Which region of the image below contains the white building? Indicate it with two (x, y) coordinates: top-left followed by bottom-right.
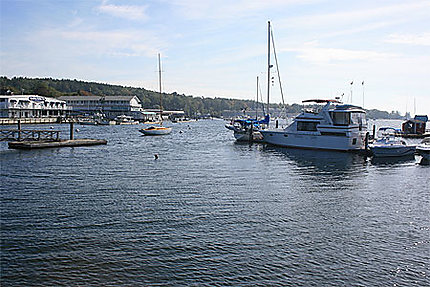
(0, 95), (68, 118)
(58, 95), (156, 121)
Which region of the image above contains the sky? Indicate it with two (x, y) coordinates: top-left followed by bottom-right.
(1, 0), (429, 115)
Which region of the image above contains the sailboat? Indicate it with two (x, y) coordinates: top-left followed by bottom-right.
(140, 53), (172, 136)
(225, 21), (277, 142)
(225, 76), (269, 142)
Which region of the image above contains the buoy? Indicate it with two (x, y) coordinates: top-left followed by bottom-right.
(75, 128), (80, 132)
(154, 154), (159, 160)
(179, 130), (183, 134)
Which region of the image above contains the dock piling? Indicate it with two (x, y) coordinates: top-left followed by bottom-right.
(70, 122), (74, 140)
(17, 120), (21, 141)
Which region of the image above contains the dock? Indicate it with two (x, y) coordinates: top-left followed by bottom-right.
(3, 121), (107, 149)
(8, 139), (107, 149)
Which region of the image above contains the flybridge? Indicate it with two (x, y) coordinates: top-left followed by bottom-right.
(302, 99), (341, 104)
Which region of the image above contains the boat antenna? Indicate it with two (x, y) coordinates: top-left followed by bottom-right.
(350, 80), (353, 103)
(362, 80), (364, 108)
(267, 21), (271, 119)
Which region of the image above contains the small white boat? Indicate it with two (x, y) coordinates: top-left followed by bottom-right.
(115, 115), (139, 125)
(416, 138), (430, 160)
(139, 126), (172, 135)
(369, 128), (416, 157)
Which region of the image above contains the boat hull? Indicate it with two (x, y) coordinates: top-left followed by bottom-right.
(140, 127), (172, 135)
(233, 131), (264, 142)
(370, 145), (416, 157)
(416, 145), (430, 160)
(260, 130), (366, 151)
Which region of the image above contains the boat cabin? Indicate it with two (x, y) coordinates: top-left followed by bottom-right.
(296, 100), (366, 132)
(330, 105), (366, 128)
(402, 115), (428, 135)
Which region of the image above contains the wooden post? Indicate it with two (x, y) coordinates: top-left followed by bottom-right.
(276, 119), (279, 128)
(17, 120), (21, 141)
(372, 125), (376, 140)
(365, 132), (369, 151)
(70, 122), (74, 140)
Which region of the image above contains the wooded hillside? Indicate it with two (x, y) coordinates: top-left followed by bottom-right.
(0, 76), (402, 119)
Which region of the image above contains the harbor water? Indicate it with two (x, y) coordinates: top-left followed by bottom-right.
(1, 119), (429, 286)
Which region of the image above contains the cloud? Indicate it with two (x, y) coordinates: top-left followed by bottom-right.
(278, 1), (430, 28)
(385, 33), (430, 46)
(169, 0), (319, 20)
(284, 41), (398, 64)
(97, 0), (148, 21)
(32, 28), (163, 58)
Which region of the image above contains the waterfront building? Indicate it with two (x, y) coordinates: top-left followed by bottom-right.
(0, 95), (68, 118)
(58, 95), (156, 121)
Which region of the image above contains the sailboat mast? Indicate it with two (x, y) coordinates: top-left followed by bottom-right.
(256, 76), (259, 119)
(267, 21), (271, 116)
(158, 53), (162, 112)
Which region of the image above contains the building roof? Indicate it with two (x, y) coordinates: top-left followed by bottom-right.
(0, 95), (65, 103)
(58, 95), (138, 101)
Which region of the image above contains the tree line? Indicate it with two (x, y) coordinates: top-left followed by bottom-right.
(0, 76), (402, 119)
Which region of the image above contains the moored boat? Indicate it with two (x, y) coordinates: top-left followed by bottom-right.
(114, 115), (139, 125)
(226, 21), (281, 143)
(369, 127), (416, 157)
(139, 126), (172, 135)
(139, 53), (172, 136)
(260, 100), (368, 151)
(369, 139), (416, 157)
(416, 138), (430, 160)
(225, 115), (269, 142)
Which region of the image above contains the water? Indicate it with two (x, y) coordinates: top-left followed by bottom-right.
(1, 120), (429, 286)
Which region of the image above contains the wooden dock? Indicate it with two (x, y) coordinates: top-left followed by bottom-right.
(0, 129), (60, 142)
(8, 139), (107, 149)
(3, 122), (107, 149)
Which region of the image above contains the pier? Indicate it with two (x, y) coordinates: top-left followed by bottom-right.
(1, 121), (107, 149)
(8, 139), (107, 149)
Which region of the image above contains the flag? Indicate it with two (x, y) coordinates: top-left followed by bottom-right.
(350, 81), (353, 85)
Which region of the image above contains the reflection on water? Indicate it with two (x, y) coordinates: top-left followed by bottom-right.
(1, 120), (429, 286)
(262, 145), (366, 176)
(370, 154), (416, 166)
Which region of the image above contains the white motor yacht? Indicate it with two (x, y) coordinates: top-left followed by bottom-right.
(260, 99), (368, 151)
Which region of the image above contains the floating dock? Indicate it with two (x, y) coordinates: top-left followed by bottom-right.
(8, 139), (107, 149)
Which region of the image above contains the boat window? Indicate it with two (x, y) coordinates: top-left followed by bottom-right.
(350, 112), (366, 125)
(297, 121), (318, 131)
(330, 112), (350, 126)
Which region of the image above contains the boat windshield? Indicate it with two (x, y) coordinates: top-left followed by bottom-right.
(330, 111), (366, 126)
(330, 112), (350, 125)
(350, 112), (366, 126)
